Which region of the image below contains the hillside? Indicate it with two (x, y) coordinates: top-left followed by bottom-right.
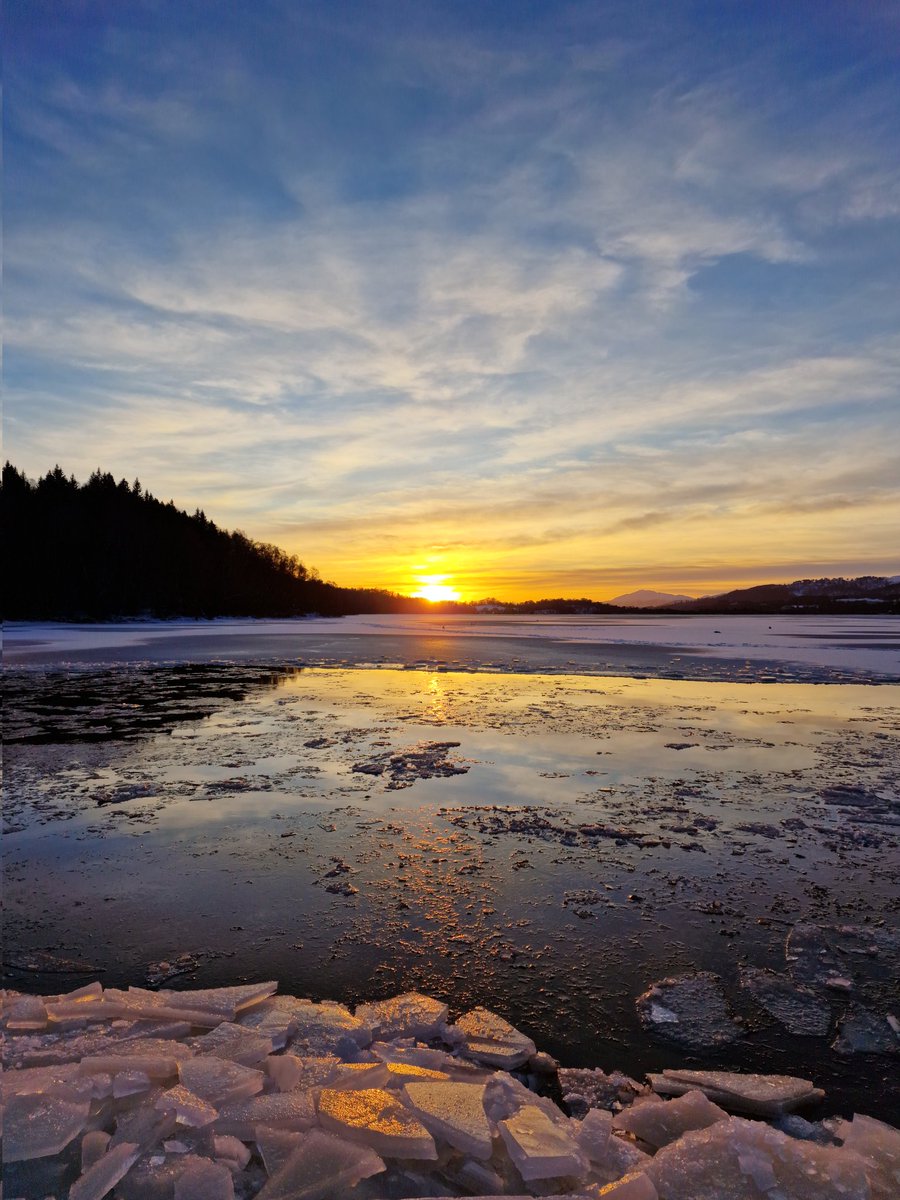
(1, 464), (429, 621)
(609, 589), (696, 607)
(671, 576), (900, 614)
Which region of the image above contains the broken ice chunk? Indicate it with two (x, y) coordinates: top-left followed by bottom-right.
(4, 995), (49, 1031)
(382, 1060), (451, 1083)
(454, 1007), (537, 1068)
(832, 1006), (900, 1056)
(317, 1086), (437, 1159)
(193, 1022), (275, 1065)
(636, 973), (742, 1051)
(328, 1061), (392, 1090)
(403, 1081), (493, 1159)
(739, 967), (832, 1037)
(103, 990), (222, 1029)
(69, 1141), (141, 1200)
(612, 1090), (728, 1149)
(837, 1113), (900, 1200)
(577, 1113), (652, 1187)
(147, 982), (276, 1020)
(483, 1070), (570, 1129)
(156, 1084), (218, 1127)
(212, 1135), (251, 1172)
(78, 1053), (180, 1081)
(113, 1070), (154, 1098)
(255, 1128), (305, 1176)
(213, 1090), (317, 1138)
(498, 1104), (585, 1181)
(173, 1156), (235, 1200)
(235, 995), (302, 1047)
(110, 1103), (177, 1151)
(596, 1172), (659, 1199)
(2, 1061), (89, 1098)
(448, 1158), (506, 1194)
(647, 1115), (869, 1199)
(178, 1057), (264, 1108)
(576, 1108), (613, 1162)
(355, 992), (448, 1039)
(46, 998), (130, 1027)
(286, 999), (373, 1052)
(264, 1053), (339, 1092)
(4, 1089), (91, 1161)
(255, 1129), (385, 1200)
(649, 1068), (824, 1115)
(82, 1130), (112, 1172)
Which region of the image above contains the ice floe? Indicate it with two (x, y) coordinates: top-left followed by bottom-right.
(2, 978), (897, 1198)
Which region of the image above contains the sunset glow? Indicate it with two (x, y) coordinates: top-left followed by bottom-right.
(412, 578), (461, 604)
(6, 4), (898, 600)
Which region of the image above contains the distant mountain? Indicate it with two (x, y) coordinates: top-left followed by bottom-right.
(609, 589), (696, 608)
(671, 576), (900, 614)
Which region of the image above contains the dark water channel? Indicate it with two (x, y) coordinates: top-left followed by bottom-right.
(3, 663), (899, 1122)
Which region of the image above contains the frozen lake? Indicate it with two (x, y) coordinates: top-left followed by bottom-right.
(6, 612), (900, 681)
(4, 618), (899, 1120)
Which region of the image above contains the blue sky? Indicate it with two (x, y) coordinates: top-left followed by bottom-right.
(6, 0), (900, 598)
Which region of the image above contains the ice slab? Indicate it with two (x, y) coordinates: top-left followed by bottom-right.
(636, 972), (742, 1051)
(4, 1088), (91, 1160)
(559, 1066), (645, 1119)
(286, 999), (373, 1051)
(255, 1127), (305, 1176)
(355, 992), (449, 1039)
(82, 1129), (112, 1171)
(194, 1021), (275, 1065)
(178, 1056), (264, 1107)
(589, 1133), (653, 1186)
(371, 1040), (481, 1077)
(264, 1052), (339, 1092)
(156, 1084), (219, 1127)
(235, 995), (303, 1047)
(148, 982), (276, 1020)
(837, 1113), (900, 1200)
(212, 1134), (251, 1170)
(786, 924), (900, 995)
(173, 1156), (235, 1199)
(739, 967), (832, 1037)
(649, 1068), (824, 1116)
(612, 1090), (728, 1149)
(110, 1103), (177, 1151)
(832, 1006), (900, 1055)
(213, 1090), (317, 1138)
(79, 1052), (180, 1080)
(2, 1060), (88, 1098)
(647, 1115), (870, 1199)
(455, 1007), (537, 1068)
(255, 1129), (385, 1200)
(317, 1086), (438, 1159)
(498, 1104), (585, 1181)
(69, 1141), (141, 1200)
(4, 995), (50, 1031)
(403, 1080), (493, 1158)
(596, 1172), (659, 1199)
(328, 1061), (392, 1090)
(113, 1069), (154, 1098)
(576, 1108), (613, 1162)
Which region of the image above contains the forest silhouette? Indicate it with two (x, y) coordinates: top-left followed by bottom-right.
(2, 464), (432, 620)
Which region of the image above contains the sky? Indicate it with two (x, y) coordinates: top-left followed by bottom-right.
(5, 0), (900, 601)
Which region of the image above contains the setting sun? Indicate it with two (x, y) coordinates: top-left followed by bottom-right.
(412, 576), (460, 603)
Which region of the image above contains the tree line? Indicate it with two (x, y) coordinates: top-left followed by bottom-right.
(1, 464), (432, 620)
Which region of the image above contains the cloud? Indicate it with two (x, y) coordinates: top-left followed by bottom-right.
(5, 0), (900, 597)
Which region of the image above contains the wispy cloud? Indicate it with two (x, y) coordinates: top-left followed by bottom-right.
(6, 0), (899, 597)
